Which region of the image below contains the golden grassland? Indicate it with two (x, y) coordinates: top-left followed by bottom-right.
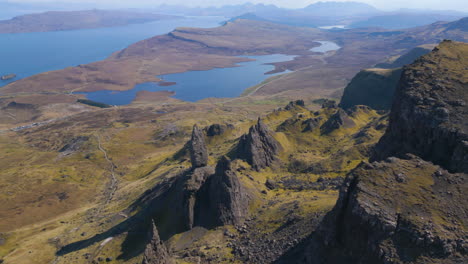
(0, 96), (386, 263)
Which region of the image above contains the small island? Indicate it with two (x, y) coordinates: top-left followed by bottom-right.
(1, 73), (16, 80)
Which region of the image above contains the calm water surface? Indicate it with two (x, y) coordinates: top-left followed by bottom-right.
(80, 40), (341, 105)
(80, 54), (296, 104)
(0, 16), (225, 87)
(310, 41), (341, 53)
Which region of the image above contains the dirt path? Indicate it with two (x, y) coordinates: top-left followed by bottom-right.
(96, 134), (119, 211)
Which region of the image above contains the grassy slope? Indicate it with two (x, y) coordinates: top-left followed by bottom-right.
(0, 99), (386, 263)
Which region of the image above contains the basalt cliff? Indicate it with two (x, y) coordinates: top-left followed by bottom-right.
(283, 40), (468, 264)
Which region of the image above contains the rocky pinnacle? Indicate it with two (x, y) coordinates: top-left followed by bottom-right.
(189, 124), (208, 168)
(142, 220), (174, 264)
(237, 118), (281, 171)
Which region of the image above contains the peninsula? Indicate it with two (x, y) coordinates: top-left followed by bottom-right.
(0, 9), (180, 34)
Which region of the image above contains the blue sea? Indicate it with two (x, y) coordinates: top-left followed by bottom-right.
(0, 16), (225, 87)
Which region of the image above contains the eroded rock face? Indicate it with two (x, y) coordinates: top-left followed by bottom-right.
(304, 156), (468, 264)
(189, 125), (208, 168)
(150, 166), (215, 239)
(320, 109), (355, 134)
(205, 123), (234, 137)
(182, 167), (215, 229)
(290, 41), (468, 264)
(302, 117), (323, 132)
(196, 156), (250, 228)
(147, 129), (252, 238)
(373, 40), (468, 173)
(237, 118), (281, 171)
(339, 68), (403, 111)
(142, 221), (174, 264)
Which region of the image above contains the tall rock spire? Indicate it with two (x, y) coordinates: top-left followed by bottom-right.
(195, 156), (250, 228)
(142, 220), (174, 264)
(189, 124), (208, 168)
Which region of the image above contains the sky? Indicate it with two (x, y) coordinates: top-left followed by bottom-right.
(4, 0), (468, 12)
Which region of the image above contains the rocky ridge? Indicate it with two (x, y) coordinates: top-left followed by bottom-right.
(291, 40), (468, 264)
(340, 45), (434, 111)
(373, 40), (468, 173)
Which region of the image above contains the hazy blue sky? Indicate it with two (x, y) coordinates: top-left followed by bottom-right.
(5, 0), (468, 12)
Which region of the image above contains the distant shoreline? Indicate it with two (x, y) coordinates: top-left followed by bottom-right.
(0, 9), (181, 34)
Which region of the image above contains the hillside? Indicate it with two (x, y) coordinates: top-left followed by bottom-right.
(0, 15), (466, 264)
(2, 17), (467, 122)
(282, 40), (468, 264)
(339, 45), (434, 110)
(339, 68), (402, 110)
(0, 10), (179, 33)
(350, 13), (467, 29)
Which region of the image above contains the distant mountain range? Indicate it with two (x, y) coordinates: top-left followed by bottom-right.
(349, 12), (468, 29)
(0, 1), (466, 32)
(154, 1), (467, 29)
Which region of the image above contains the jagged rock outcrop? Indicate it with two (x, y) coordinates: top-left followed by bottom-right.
(285, 100), (305, 110)
(196, 156), (250, 228)
(150, 166), (214, 239)
(189, 125), (208, 168)
(321, 99), (337, 109)
(59, 136), (89, 154)
(142, 221), (174, 264)
(147, 127), (252, 238)
(300, 156), (468, 264)
(302, 117), (322, 132)
(287, 41), (468, 264)
(373, 40), (468, 173)
(205, 123), (234, 137)
(320, 109), (355, 134)
(236, 118), (281, 171)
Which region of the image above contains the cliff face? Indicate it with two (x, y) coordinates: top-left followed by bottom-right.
(374, 40), (468, 173)
(195, 156), (250, 228)
(375, 45), (434, 69)
(339, 45), (434, 111)
(297, 41), (468, 264)
(339, 68), (402, 110)
(306, 156), (468, 264)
